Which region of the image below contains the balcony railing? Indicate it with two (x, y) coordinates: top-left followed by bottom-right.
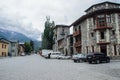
(74, 41), (81, 47)
(73, 30), (81, 37)
(94, 26), (112, 31)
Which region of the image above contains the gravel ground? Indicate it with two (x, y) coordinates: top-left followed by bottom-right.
(0, 54), (120, 80)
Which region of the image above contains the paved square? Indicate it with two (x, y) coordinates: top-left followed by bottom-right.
(0, 54), (120, 80)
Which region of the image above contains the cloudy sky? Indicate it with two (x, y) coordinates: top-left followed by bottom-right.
(0, 0), (119, 41)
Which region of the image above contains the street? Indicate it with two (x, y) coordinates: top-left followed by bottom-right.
(0, 54), (120, 80)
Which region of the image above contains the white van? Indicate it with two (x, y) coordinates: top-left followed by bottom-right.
(50, 52), (62, 59)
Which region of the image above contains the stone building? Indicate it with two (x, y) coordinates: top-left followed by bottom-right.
(18, 42), (25, 56)
(66, 34), (73, 56)
(71, 1), (120, 59)
(53, 25), (70, 55)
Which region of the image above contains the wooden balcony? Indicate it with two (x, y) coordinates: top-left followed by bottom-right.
(94, 26), (112, 31)
(74, 41), (81, 47)
(73, 30), (81, 37)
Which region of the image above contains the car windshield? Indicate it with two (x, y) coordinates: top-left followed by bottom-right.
(52, 53), (61, 55)
(81, 54), (86, 57)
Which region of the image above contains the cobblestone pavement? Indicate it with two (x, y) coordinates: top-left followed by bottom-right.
(0, 54), (120, 80)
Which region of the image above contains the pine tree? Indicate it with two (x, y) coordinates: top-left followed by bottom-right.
(30, 40), (34, 51)
(42, 16), (55, 49)
(24, 42), (32, 54)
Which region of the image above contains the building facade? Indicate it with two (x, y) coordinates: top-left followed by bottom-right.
(72, 1), (120, 59)
(8, 40), (19, 56)
(53, 25), (70, 55)
(0, 39), (9, 57)
(66, 35), (73, 56)
(18, 42), (25, 56)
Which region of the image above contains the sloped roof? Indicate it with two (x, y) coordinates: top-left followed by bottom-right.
(71, 1), (120, 27)
(53, 25), (70, 29)
(0, 38), (9, 44)
(85, 1), (120, 12)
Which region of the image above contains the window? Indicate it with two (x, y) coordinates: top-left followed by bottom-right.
(12, 44), (15, 47)
(92, 46), (94, 52)
(2, 44), (4, 48)
(112, 30), (115, 35)
(93, 16), (96, 25)
(12, 50), (14, 52)
(97, 15), (106, 27)
(79, 26), (81, 30)
(91, 33), (94, 37)
(86, 46), (88, 54)
(118, 14), (120, 21)
(62, 28), (64, 32)
(2, 44), (6, 49)
(75, 28), (77, 31)
(2, 52), (6, 56)
(106, 14), (111, 23)
(100, 31), (105, 39)
(61, 28), (65, 35)
(114, 45), (117, 55)
(5, 45), (6, 49)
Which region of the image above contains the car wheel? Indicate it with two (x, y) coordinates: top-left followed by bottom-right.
(78, 59), (81, 63)
(74, 60), (77, 63)
(88, 61), (92, 64)
(77, 60), (80, 63)
(96, 60), (100, 64)
(79, 59), (82, 62)
(106, 59), (110, 63)
(84, 60), (87, 62)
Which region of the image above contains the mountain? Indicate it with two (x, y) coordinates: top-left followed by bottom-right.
(0, 29), (30, 42)
(0, 28), (41, 50)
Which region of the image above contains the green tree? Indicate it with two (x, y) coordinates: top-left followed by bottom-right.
(42, 16), (55, 49)
(30, 40), (34, 51)
(24, 42), (32, 54)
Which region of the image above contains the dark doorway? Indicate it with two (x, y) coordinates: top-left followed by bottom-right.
(76, 46), (81, 53)
(70, 47), (73, 56)
(92, 46), (94, 52)
(100, 45), (107, 56)
(65, 49), (68, 56)
(114, 45), (117, 55)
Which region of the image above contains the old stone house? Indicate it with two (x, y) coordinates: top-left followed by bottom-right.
(53, 25), (70, 55)
(71, 1), (120, 59)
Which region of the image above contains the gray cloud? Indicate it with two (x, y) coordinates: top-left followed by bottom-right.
(0, 0), (119, 41)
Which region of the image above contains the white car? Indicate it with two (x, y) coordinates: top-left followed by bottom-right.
(57, 54), (71, 59)
(20, 53), (25, 56)
(72, 53), (87, 62)
(50, 52), (62, 59)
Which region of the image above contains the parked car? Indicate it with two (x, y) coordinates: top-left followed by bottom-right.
(41, 49), (53, 58)
(50, 52), (62, 59)
(72, 53), (87, 63)
(20, 53), (25, 56)
(43, 53), (50, 59)
(57, 54), (71, 59)
(87, 52), (110, 64)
